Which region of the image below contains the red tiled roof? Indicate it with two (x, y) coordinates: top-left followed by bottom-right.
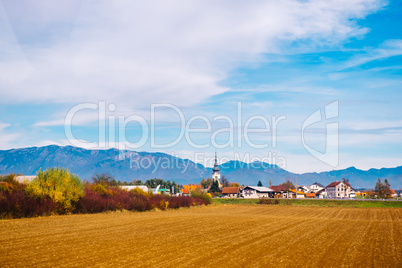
(390, 189), (396, 194)
(222, 187), (239, 194)
(326, 181), (342, 188)
(269, 185), (287, 192)
(305, 193), (316, 198)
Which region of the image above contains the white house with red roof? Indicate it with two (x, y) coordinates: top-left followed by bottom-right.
(326, 179), (353, 199)
(222, 187), (240, 198)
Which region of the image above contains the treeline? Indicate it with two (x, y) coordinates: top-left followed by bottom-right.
(0, 168), (210, 219)
(92, 175), (182, 194)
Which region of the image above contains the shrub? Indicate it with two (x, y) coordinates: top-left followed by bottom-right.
(74, 186), (153, 213)
(190, 189), (212, 205)
(25, 168), (85, 213)
(90, 183), (110, 196)
(129, 187), (153, 198)
(0, 190), (56, 219)
(258, 199), (280, 205)
(0, 174), (25, 192)
(169, 196), (193, 208)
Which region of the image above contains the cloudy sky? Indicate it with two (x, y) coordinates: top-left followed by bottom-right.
(0, 0), (401, 173)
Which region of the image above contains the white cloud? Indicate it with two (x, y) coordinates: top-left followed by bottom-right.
(0, 0), (385, 108)
(0, 122), (20, 149)
(339, 39), (402, 70)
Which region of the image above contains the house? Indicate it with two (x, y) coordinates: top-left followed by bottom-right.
(349, 188), (356, 199)
(389, 189), (397, 198)
(315, 189), (327, 199)
(269, 185), (288, 197)
(222, 187), (240, 198)
(310, 182), (324, 192)
(14, 176), (36, 184)
(326, 180), (353, 199)
(120, 185), (149, 192)
(240, 186), (274, 198)
(395, 190), (402, 198)
(298, 185), (310, 193)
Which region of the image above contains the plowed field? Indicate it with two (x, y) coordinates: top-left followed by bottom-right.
(1, 205), (401, 267)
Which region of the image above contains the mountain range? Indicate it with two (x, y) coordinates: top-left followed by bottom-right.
(0, 145), (401, 189)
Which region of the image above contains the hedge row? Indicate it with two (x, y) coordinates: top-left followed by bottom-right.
(0, 183), (208, 219)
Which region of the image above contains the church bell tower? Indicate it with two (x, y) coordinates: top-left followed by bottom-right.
(212, 152), (222, 188)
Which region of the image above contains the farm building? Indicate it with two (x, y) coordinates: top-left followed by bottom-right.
(240, 186), (273, 198)
(120, 185), (149, 192)
(222, 187), (240, 198)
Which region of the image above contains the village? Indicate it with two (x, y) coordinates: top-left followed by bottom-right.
(122, 154), (402, 200)
(10, 154), (401, 200)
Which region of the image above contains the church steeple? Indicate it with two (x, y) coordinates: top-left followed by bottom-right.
(212, 152), (222, 188)
(213, 152), (220, 173)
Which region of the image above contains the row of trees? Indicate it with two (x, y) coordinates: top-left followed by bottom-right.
(91, 175), (183, 194)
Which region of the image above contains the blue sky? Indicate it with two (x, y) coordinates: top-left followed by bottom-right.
(0, 0), (401, 173)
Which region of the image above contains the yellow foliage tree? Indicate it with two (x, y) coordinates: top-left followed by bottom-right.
(25, 168), (84, 213)
(129, 187), (153, 197)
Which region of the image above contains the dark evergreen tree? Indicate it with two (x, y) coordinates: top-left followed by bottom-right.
(209, 180), (221, 193)
(257, 180), (263, 187)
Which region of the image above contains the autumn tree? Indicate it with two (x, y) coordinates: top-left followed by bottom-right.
(92, 173), (118, 187)
(375, 178), (391, 199)
(230, 182), (240, 187)
(0, 174), (25, 192)
(133, 179), (144, 185)
(221, 175), (230, 187)
(25, 168), (84, 213)
(281, 179), (295, 191)
(200, 178), (213, 189)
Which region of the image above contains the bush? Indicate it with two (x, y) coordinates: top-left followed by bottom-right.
(25, 168), (84, 213)
(258, 198), (280, 205)
(0, 174), (26, 192)
(0, 191), (56, 219)
(129, 187), (153, 198)
(74, 186), (154, 213)
(190, 189), (212, 204)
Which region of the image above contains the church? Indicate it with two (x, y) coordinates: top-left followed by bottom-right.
(212, 152), (222, 188)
